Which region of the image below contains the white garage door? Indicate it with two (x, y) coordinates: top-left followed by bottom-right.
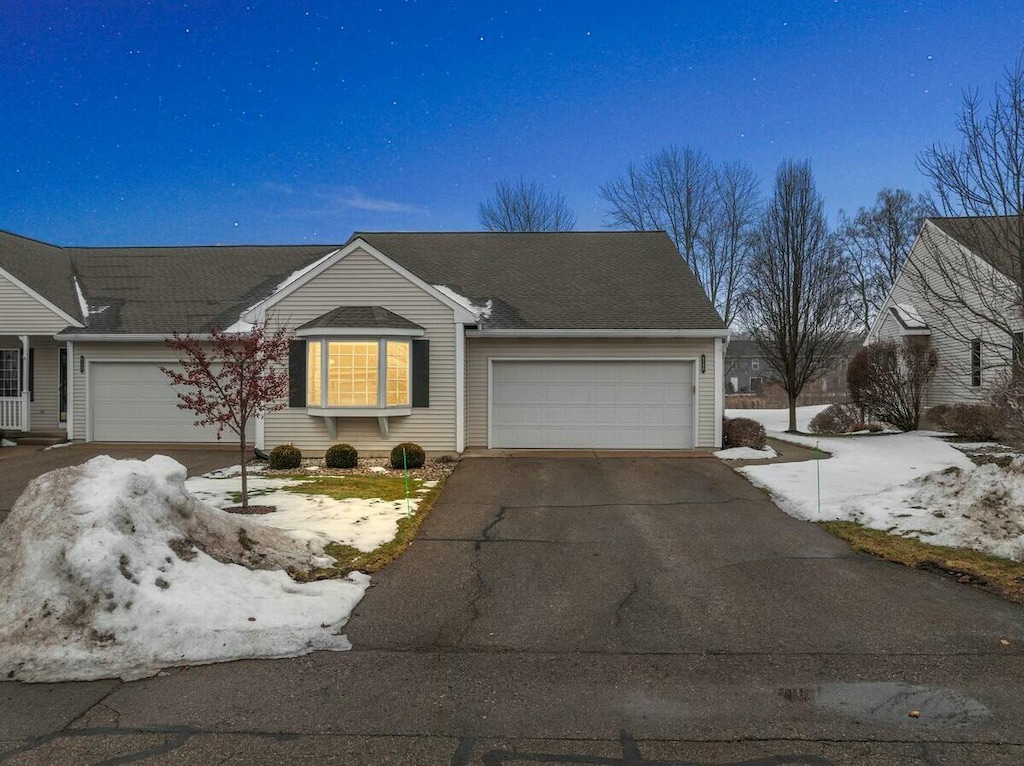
(490, 360), (695, 449)
(89, 362), (226, 443)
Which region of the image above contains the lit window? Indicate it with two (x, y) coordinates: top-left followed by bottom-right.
(307, 341), (321, 406)
(305, 338), (412, 409)
(386, 340), (410, 406)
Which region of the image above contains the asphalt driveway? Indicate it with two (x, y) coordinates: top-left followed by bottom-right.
(2, 456), (1023, 765)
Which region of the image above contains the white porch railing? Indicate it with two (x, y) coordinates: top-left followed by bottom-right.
(0, 394), (26, 431)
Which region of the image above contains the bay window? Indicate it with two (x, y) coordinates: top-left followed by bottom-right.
(305, 338), (411, 410)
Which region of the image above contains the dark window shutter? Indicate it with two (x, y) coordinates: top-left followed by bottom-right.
(28, 348), (35, 402)
(288, 340), (306, 407)
(412, 339), (429, 408)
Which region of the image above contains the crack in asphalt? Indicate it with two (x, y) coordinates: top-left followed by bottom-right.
(613, 580), (641, 627)
(446, 506), (508, 647)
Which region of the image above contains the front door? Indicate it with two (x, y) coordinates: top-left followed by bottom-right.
(59, 347), (67, 424)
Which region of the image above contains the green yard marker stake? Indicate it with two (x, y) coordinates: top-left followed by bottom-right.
(403, 446), (411, 518)
(816, 440), (822, 519)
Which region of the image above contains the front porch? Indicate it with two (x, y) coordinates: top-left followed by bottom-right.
(0, 335), (68, 434)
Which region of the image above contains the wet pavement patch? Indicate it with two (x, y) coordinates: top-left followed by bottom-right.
(809, 682), (990, 727)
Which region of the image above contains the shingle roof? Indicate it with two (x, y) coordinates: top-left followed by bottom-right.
(0, 230), (81, 322)
(928, 216), (1024, 281)
(353, 231), (726, 330)
(1, 229), (725, 334)
(296, 305), (423, 332)
(61, 244), (338, 334)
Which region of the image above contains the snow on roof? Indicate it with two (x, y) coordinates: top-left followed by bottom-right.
(433, 285), (492, 321)
(891, 303), (927, 329)
(275, 248), (340, 294)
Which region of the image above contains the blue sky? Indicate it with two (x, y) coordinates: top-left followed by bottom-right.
(2, 1), (1023, 246)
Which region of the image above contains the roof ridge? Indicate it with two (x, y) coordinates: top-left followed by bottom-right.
(0, 229), (65, 249)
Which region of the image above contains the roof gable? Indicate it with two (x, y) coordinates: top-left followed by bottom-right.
(0, 231), (83, 326)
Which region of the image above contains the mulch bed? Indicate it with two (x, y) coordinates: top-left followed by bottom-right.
(223, 504), (276, 515)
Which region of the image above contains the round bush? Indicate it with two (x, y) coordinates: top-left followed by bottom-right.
(268, 443), (302, 470)
(809, 403), (863, 434)
(390, 442), (425, 469)
(325, 443), (358, 469)
(723, 417), (767, 450)
(944, 403), (999, 441)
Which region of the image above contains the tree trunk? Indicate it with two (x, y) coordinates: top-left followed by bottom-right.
(788, 394), (798, 432)
(239, 433), (248, 510)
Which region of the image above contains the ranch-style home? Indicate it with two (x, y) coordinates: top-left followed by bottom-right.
(0, 229), (728, 454)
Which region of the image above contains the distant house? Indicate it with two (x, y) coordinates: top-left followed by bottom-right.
(724, 336), (860, 402)
(867, 215), (1023, 408)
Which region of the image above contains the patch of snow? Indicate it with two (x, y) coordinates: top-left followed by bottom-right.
(42, 441), (73, 451)
(0, 456), (367, 682)
(223, 319), (256, 334)
(433, 285), (492, 321)
(186, 471), (424, 553)
(893, 302), (927, 329)
(73, 276), (89, 318)
(715, 446), (778, 461)
(275, 249), (340, 294)
(1, 438), (16, 447)
(369, 466), (388, 474)
(726, 405), (829, 434)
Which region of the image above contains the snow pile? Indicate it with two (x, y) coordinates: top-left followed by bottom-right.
(0, 456), (368, 683)
(1, 438), (15, 447)
(732, 406), (1024, 561)
(715, 445), (778, 461)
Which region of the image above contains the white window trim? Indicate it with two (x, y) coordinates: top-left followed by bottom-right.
(0, 348), (21, 398)
(304, 336), (413, 414)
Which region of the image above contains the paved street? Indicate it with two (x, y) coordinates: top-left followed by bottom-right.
(1, 456), (1022, 764)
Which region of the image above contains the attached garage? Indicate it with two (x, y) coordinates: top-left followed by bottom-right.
(489, 359), (696, 449)
(88, 362), (224, 443)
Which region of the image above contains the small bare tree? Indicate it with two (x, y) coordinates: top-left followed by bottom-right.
(743, 160), (855, 431)
(600, 146), (760, 325)
(163, 322), (291, 509)
(846, 338), (938, 431)
(479, 178), (576, 232)
(839, 188), (934, 331)
(912, 59), (1024, 366)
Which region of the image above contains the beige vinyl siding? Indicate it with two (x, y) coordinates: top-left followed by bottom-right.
(71, 341), (194, 441)
(264, 247), (458, 455)
(0, 271), (72, 334)
(466, 337), (718, 449)
(876, 224), (1011, 407)
(0, 335), (64, 431)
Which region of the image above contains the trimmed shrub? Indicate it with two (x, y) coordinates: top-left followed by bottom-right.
(325, 443), (358, 469)
(943, 403), (1000, 441)
(809, 403), (863, 434)
(722, 417), (767, 450)
(268, 443), (302, 470)
(390, 442), (425, 469)
(927, 404), (953, 430)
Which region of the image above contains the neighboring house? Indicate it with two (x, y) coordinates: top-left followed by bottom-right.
(0, 230), (729, 453)
(724, 337), (859, 399)
(867, 216), (1021, 408)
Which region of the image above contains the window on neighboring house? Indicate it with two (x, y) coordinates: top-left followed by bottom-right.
(971, 339), (982, 387)
(751, 358), (760, 371)
(749, 376), (763, 392)
(305, 338), (410, 409)
(0, 349), (19, 398)
(1013, 332), (1024, 375)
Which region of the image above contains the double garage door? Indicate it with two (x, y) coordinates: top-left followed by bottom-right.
(89, 362), (227, 443)
(490, 359), (695, 449)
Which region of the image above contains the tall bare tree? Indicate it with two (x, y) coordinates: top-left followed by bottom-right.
(911, 60), (1024, 366)
(743, 160), (855, 431)
(600, 146), (760, 325)
(478, 178), (576, 232)
(839, 188), (933, 331)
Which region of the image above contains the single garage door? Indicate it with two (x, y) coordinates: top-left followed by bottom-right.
(89, 362), (226, 443)
(490, 359), (695, 449)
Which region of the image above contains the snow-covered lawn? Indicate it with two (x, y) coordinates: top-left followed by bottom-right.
(729, 407), (1024, 562)
(0, 456), (437, 683)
